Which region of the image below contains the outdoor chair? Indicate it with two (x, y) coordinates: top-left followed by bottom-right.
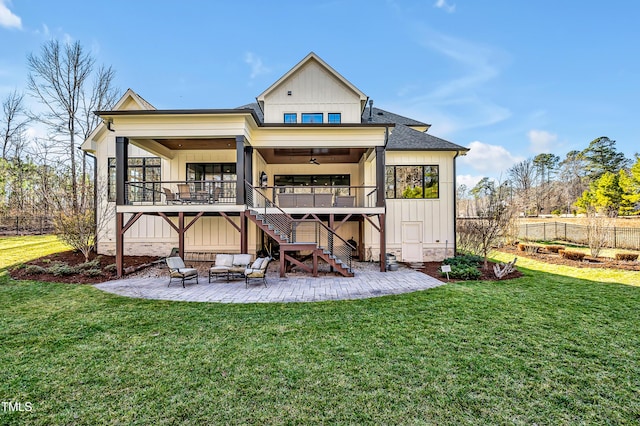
(166, 256), (199, 288)
(244, 257), (272, 288)
(177, 183), (198, 203)
(163, 187), (181, 204)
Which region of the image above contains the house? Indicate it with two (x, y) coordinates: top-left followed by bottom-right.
(81, 52), (469, 277)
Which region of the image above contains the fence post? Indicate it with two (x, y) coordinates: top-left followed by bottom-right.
(614, 227), (617, 248)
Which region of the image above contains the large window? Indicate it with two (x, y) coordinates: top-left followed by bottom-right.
(301, 113), (323, 123)
(108, 157), (161, 202)
(187, 163), (236, 197)
(284, 113), (297, 123)
(385, 165), (439, 199)
(274, 174), (350, 194)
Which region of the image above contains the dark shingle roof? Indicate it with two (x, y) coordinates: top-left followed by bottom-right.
(236, 102), (264, 123)
(361, 107), (428, 126)
(387, 124), (468, 152)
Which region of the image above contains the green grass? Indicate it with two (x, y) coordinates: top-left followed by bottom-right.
(1, 238), (640, 424)
(0, 235), (70, 270)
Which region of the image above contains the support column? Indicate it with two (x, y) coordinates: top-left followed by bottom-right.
(236, 136), (246, 205)
(375, 146), (385, 208)
(115, 137), (129, 206)
(178, 212), (185, 259)
(379, 213), (386, 272)
(244, 145), (253, 189)
(116, 212), (124, 277)
(240, 211), (248, 253)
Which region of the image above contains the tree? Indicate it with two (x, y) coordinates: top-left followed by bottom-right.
(619, 154), (640, 215)
(580, 136), (629, 181)
(558, 150), (589, 214)
(1, 90), (30, 160)
(458, 179), (514, 269)
(27, 39), (117, 213)
(575, 171), (622, 216)
(508, 159), (535, 216)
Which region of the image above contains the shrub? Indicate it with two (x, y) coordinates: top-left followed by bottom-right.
(443, 254), (483, 268)
(615, 253), (639, 261)
(78, 257), (101, 270)
(441, 265), (481, 280)
(46, 262), (79, 276)
(518, 243), (539, 254)
(24, 265), (46, 274)
(104, 264), (117, 273)
(82, 268), (103, 277)
(545, 245), (566, 253)
(558, 250), (586, 261)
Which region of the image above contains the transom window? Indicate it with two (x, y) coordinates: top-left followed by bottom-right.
(385, 165), (439, 199)
(108, 157), (161, 202)
(284, 113), (297, 123)
(275, 174), (350, 194)
(301, 113), (323, 123)
(328, 113), (341, 123)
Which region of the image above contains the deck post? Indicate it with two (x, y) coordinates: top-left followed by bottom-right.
(236, 136), (246, 205)
(115, 137), (129, 206)
(116, 212), (124, 277)
(375, 146), (385, 208)
(178, 212), (185, 259)
(240, 211), (248, 253)
(379, 213), (386, 272)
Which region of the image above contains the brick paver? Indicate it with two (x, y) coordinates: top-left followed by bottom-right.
(95, 263), (445, 303)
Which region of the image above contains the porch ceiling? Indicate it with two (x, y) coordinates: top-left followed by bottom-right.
(153, 138), (236, 150)
(258, 147), (367, 164)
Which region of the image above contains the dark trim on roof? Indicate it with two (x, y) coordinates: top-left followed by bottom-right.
(95, 108), (262, 124)
(260, 123), (395, 128)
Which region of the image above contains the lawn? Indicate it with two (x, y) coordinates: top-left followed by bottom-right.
(1, 237), (640, 424)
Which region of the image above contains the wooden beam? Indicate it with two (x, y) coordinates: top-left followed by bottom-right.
(121, 212), (143, 234)
(363, 214), (381, 232)
(178, 212), (185, 259)
(158, 212), (179, 233)
(116, 212), (124, 277)
(284, 254), (313, 273)
(220, 212), (241, 233)
(333, 214), (352, 231)
(240, 211), (247, 253)
(184, 212), (204, 232)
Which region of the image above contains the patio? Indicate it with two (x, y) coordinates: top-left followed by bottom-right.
(94, 261), (445, 303)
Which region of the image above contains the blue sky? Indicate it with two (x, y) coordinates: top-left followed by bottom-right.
(1, 0), (638, 188)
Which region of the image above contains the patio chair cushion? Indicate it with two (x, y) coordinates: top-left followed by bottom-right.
(232, 254), (252, 267)
(215, 254), (234, 267)
(250, 257), (264, 269)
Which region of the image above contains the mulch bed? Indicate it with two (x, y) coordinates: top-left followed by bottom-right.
(9, 250), (161, 284)
(417, 260), (524, 283)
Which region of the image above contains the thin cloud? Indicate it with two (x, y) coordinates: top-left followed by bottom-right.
(0, 0), (22, 29)
(460, 141), (524, 174)
(434, 0), (456, 13)
(244, 52), (270, 80)
(527, 129), (558, 153)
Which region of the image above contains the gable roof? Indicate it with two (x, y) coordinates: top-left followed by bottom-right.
(256, 52), (368, 112)
(362, 106), (429, 128)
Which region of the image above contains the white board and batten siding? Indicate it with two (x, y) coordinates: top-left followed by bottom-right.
(367, 151), (456, 262)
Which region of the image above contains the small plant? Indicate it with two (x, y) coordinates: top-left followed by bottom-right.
(41, 258), (51, 264)
(82, 268), (103, 277)
(46, 262), (79, 276)
(441, 265), (481, 280)
(545, 245), (566, 253)
(518, 243), (539, 254)
(78, 258), (101, 270)
(24, 265), (46, 274)
(443, 254), (483, 267)
(615, 253), (639, 261)
(558, 250), (586, 261)
(104, 264), (117, 273)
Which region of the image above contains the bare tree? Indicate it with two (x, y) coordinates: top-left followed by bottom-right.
(508, 159), (535, 216)
(1, 90), (30, 160)
(27, 39), (117, 213)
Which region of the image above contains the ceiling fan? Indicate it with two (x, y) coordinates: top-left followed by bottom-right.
(309, 157), (320, 165)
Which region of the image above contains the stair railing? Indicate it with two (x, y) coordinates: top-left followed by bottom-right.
(245, 181), (293, 243)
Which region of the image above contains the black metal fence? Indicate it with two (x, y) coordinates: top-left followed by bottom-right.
(517, 222), (640, 250)
(0, 216), (54, 235)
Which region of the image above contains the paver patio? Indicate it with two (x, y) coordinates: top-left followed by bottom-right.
(95, 262), (445, 303)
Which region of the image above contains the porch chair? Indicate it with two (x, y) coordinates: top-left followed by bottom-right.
(177, 183), (197, 203)
(163, 187), (181, 204)
(166, 256), (199, 288)
(244, 257), (272, 288)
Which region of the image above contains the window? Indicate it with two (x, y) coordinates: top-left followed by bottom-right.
(284, 113), (297, 123)
(385, 165), (439, 199)
(301, 113), (323, 123)
(274, 174), (350, 194)
(328, 113), (341, 124)
(186, 163), (236, 196)
(108, 157), (161, 202)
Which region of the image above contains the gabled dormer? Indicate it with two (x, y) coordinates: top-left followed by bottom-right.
(256, 52), (368, 124)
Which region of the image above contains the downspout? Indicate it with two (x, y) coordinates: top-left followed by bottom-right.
(453, 151), (460, 257)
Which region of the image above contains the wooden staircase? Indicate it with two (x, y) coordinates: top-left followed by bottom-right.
(247, 209), (354, 278)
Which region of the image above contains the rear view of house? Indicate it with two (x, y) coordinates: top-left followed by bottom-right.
(81, 52), (468, 277)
